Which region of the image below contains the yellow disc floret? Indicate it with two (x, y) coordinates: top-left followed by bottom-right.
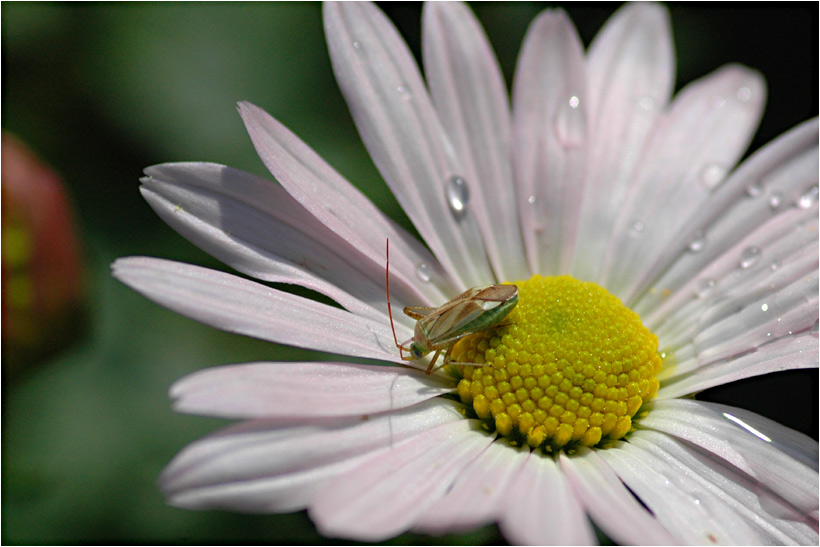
(454, 275), (661, 451)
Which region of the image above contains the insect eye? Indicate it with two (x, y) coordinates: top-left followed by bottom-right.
(412, 345), (424, 359)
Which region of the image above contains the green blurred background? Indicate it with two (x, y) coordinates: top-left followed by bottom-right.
(2, 3), (817, 544)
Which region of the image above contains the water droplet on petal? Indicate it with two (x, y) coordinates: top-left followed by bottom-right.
(768, 192), (783, 209)
(761, 303), (769, 312)
(711, 95), (726, 109)
(688, 231), (707, 252)
(638, 96), (656, 110)
(352, 41), (361, 49)
(527, 195), (536, 205)
(629, 220), (645, 238)
(446, 176), (470, 220)
(746, 181), (763, 198)
(553, 95), (585, 148)
(740, 246), (761, 269)
(736, 86), (752, 102)
(700, 164), (727, 190)
(397, 85), (411, 101)
(797, 186), (819, 209)
(769, 260), (781, 271)
(415, 262), (432, 282)
(696, 278), (716, 299)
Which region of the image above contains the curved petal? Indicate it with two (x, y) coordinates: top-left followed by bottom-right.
(308, 418), (495, 542)
(512, 9), (588, 276)
(603, 65), (766, 299)
(629, 430), (818, 544)
(413, 439), (530, 534)
(499, 453), (595, 545)
(170, 361), (455, 420)
(422, 2), (528, 282)
(559, 448), (676, 545)
(572, 3), (675, 282)
(111, 257), (407, 364)
(236, 102), (455, 306)
(160, 398), (464, 512)
(600, 439), (768, 544)
(324, 2), (493, 289)
(141, 162), (402, 321)
(658, 331), (818, 398)
(634, 118), (819, 314)
(637, 399), (819, 519)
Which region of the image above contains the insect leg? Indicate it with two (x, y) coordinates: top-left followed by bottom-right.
(426, 348), (444, 374)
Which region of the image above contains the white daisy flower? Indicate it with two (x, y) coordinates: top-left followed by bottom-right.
(113, 2), (819, 544)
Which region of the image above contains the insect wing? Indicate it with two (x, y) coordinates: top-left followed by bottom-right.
(422, 285), (518, 344)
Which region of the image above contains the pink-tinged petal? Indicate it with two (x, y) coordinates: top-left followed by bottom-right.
(658, 331), (818, 398)
(413, 439), (530, 534)
(111, 257), (404, 364)
(140, 162), (402, 322)
(603, 65), (766, 299)
(170, 361), (455, 420)
(629, 430), (818, 544)
(499, 453), (595, 545)
(634, 118), (818, 314)
(236, 102), (455, 306)
(651, 206), (817, 343)
(160, 398), (464, 512)
(512, 9), (587, 276)
(637, 399), (819, 518)
(572, 3), (674, 282)
(308, 418), (494, 541)
(600, 439), (767, 544)
(422, 2), (528, 282)
(559, 449), (676, 545)
(323, 2), (493, 290)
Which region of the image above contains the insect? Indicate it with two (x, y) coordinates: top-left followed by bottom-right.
(385, 240), (519, 374)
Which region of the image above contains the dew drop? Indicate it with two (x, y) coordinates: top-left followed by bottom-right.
(797, 186), (819, 209)
(769, 260), (781, 271)
(688, 231), (707, 252)
(746, 181), (763, 198)
(446, 176), (470, 219)
(397, 85), (411, 101)
(352, 41), (361, 49)
(761, 303), (769, 312)
(739, 246), (761, 269)
(527, 195), (536, 205)
(699, 164), (727, 190)
(629, 220), (645, 238)
(736, 86), (752, 102)
(415, 262), (432, 282)
(552, 95), (585, 148)
(638, 96), (656, 110)
(696, 278), (716, 299)
(711, 95), (726, 109)
(768, 191), (783, 209)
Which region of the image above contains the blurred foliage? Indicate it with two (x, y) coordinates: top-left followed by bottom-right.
(2, 2), (816, 544)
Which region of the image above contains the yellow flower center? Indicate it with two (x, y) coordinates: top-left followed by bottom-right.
(454, 275), (661, 451)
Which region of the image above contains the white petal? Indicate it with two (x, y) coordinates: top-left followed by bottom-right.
(141, 162), (396, 321)
(308, 418), (494, 541)
(600, 439), (767, 544)
(111, 257), (403, 364)
(413, 439), (529, 534)
(572, 3), (674, 282)
(634, 118), (819, 315)
(603, 65), (766, 299)
(160, 398), (463, 512)
(499, 453), (595, 545)
(658, 331), (818, 397)
(512, 9), (587, 276)
(559, 448), (676, 545)
(170, 361), (455, 420)
(323, 2), (493, 289)
(236, 102), (455, 306)
(422, 2), (528, 282)
(629, 429), (818, 544)
(637, 399), (819, 518)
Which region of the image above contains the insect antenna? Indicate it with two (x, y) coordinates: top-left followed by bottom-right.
(385, 239), (402, 349)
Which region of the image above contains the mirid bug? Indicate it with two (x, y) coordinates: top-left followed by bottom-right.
(385, 240), (519, 374)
